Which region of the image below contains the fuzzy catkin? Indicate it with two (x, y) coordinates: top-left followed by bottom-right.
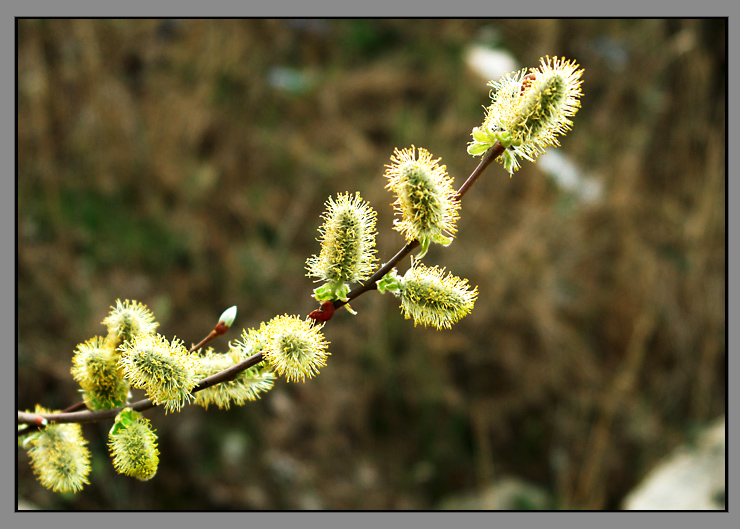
(306, 192), (378, 285)
(71, 336), (129, 410)
(108, 411), (159, 481)
(25, 409), (91, 493)
(398, 263), (478, 329)
(468, 56), (583, 174)
(118, 333), (199, 412)
(384, 146), (459, 245)
(261, 315), (330, 382)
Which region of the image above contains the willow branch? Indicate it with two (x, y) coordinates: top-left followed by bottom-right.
(18, 142), (504, 432)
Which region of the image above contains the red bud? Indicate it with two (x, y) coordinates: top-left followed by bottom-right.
(308, 301), (336, 322)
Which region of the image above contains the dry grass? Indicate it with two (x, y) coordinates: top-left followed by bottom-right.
(17, 19), (725, 510)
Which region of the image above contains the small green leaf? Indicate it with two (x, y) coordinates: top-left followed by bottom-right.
(431, 232), (453, 247)
(467, 142), (491, 155)
(313, 281), (351, 302)
(416, 237), (431, 260)
(377, 270), (402, 294)
(472, 127), (490, 143)
(334, 282), (351, 302)
(110, 408), (139, 436)
(312, 283), (336, 302)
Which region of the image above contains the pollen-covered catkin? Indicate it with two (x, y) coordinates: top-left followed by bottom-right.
(467, 56), (583, 174)
(71, 336), (129, 410)
(25, 407), (91, 493)
(398, 263), (478, 329)
(102, 299), (158, 347)
(261, 315), (330, 382)
(108, 409), (160, 481)
(118, 333), (199, 412)
(384, 146), (460, 249)
(306, 192), (378, 285)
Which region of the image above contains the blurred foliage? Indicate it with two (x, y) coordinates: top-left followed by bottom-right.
(17, 19), (725, 510)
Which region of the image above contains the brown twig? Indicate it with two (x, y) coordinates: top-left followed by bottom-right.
(454, 141), (504, 202)
(189, 321), (231, 353)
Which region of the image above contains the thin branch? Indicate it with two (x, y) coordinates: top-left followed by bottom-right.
(335, 240), (419, 309)
(454, 142), (504, 202)
(189, 320), (231, 353)
(192, 351), (265, 392)
(189, 330), (219, 354)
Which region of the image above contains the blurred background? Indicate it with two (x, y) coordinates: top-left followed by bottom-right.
(17, 19), (726, 510)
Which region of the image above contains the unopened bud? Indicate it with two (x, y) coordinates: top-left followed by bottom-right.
(219, 306), (237, 328)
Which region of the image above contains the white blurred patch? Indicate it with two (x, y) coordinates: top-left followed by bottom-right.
(267, 66), (313, 94)
(622, 417), (725, 510)
(220, 431), (249, 468)
(538, 150), (603, 205)
(465, 45), (519, 81)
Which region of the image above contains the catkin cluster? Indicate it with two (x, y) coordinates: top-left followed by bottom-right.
(22, 300), (276, 493)
(21, 55), (582, 496)
(468, 56), (583, 174)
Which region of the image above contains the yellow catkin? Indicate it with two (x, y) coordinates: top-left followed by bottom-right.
(306, 192), (378, 285)
(25, 407), (91, 493)
(384, 146), (459, 246)
(399, 263), (478, 329)
(261, 315), (330, 382)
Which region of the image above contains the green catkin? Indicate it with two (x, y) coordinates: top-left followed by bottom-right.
(25, 408), (91, 493)
(102, 299), (158, 347)
(261, 315), (330, 382)
(71, 336), (129, 410)
(468, 56), (583, 174)
(384, 146), (459, 247)
(306, 192), (378, 286)
(108, 409), (159, 481)
(118, 333), (199, 413)
(398, 263), (478, 329)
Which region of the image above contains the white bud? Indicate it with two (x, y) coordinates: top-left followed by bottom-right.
(219, 306), (237, 327)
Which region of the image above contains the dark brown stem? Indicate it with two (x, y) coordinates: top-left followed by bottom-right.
(454, 142), (504, 201)
(192, 351), (264, 392)
(335, 240), (419, 309)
